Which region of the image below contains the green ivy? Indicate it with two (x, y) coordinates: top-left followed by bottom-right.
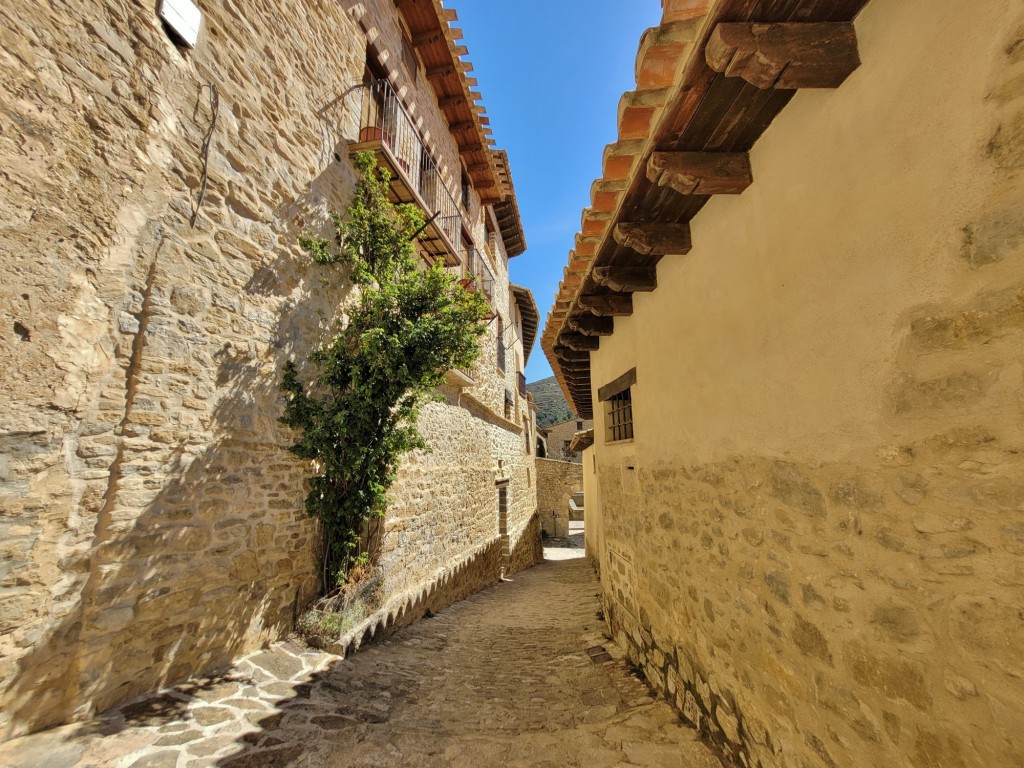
(281, 151), (489, 589)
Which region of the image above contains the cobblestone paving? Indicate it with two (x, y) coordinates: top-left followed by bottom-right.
(0, 549), (721, 768)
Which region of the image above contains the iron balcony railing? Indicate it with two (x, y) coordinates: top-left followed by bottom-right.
(450, 247), (495, 305)
(358, 77), (462, 258)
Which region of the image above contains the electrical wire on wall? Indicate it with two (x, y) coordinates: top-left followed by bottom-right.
(190, 82), (219, 228)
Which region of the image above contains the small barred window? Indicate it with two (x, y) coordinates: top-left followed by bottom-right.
(605, 388), (634, 442)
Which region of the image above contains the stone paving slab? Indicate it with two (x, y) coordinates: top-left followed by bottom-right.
(0, 549), (722, 768)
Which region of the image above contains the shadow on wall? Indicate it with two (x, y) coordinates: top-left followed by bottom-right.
(2, 82), (371, 737)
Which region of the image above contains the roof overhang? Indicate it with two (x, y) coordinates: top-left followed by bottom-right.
(492, 150), (527, 257)
(510, 284), (539, 363)
(393, 2), (527, 256)
(394, 0), (507, 200)
(570, 429), (595, 453)
(541, 0), (869, 418)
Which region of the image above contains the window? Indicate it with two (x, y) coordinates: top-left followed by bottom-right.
(401, 36), (418, 83)
(576, 420), (583, 430)
(461, 173), (470, 211)
(599, 367), (637, 443)
(504, 389), (513, 420)
(485, 217), (497, 259)
(496, 316), (506, 373)
(605, 389), (634, 442)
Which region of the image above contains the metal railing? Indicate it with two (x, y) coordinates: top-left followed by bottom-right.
(478, 252), (495, 303)
(358, 78), (462, 256)
(451, 247), (495, 305)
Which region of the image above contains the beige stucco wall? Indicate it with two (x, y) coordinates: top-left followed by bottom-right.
(588, 0), (1024, 766)
(0, 0), (537, 741)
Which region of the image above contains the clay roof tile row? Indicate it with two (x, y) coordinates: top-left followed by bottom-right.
(540, 2), (716, 413)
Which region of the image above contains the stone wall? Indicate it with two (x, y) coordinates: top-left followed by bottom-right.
(542, 418), (592, 464)
(0, 0), (538, 741)
(585, 0), (1024, 766)
(536, 458), (583, 538)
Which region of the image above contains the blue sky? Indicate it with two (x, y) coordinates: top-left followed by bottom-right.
(455, 1), (663, 382)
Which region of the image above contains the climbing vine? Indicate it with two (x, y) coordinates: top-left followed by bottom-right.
(281, 151), (489, 590)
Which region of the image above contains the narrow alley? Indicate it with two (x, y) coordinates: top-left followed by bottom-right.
(0, 547), (722, 768)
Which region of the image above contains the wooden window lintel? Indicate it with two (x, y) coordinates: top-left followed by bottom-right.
(598, 367), (637, 402)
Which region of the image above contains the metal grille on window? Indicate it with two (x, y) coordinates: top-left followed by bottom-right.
(606, 388), (633, 442)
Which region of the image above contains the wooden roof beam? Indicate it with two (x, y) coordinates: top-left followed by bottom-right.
(647, 152), (752, 196)
(613, 222), (692, 256)
(567, 315), (614, 337)
(438, 94), (466, 108)
(578, 293), (634, 317)
(412, 29), (445, 47)
(593, 267), (657, 293)
(458, 143), (485, 155)
(426, 64), (456, 81)
(561, 333), (601, 352)
(706, 22), (860, 90)
(553, 344), (588, 359)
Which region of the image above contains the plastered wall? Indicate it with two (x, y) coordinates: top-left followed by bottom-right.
(587, 0), (1024, 766)
(0, 0), (537, 740)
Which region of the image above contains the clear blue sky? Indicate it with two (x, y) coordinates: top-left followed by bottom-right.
(455, 1), (663, 383)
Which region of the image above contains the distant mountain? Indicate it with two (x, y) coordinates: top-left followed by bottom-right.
(527, 375), (576, 428)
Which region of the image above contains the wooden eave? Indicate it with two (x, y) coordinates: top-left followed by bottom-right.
(511, 284), (539, 364)
(492, 150), (527, 257)
(570, 429), (595, 453)
(395, 0), (510, 201)
(541, 0), (870, 419)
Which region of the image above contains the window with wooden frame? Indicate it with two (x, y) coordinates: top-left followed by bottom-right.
(496, 316), (506, 373)
(599, 368), (636, 443)
(401, 35), (419, 83)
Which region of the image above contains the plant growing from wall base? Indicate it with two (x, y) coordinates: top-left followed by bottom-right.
(281, 151), (489, 589)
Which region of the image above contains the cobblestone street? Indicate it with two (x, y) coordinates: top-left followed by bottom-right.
(0, 548), (721, 768)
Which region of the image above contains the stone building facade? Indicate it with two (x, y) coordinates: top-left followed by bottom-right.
(540, 417), (593, 464)
(0, 0), (539, 741)
(544, 0), (1024, 767)
(535, 457), (584, 538)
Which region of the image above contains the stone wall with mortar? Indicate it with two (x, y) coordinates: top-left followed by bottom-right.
(0, 0), (538, 741)
(585, 1), (1024, 767)
(542, 418), (593, 464)
(536, 458), (583, 538)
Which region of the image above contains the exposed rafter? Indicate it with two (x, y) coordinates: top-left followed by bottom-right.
(578, 294), (634, 317)
(706, 22), (861, 89)
(647, 152), (752, 196)
(560, 333), (601, 352)
(592, 267), (658, 293)
(566, 315), (614, 337)
(613, 222), (692, 257)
